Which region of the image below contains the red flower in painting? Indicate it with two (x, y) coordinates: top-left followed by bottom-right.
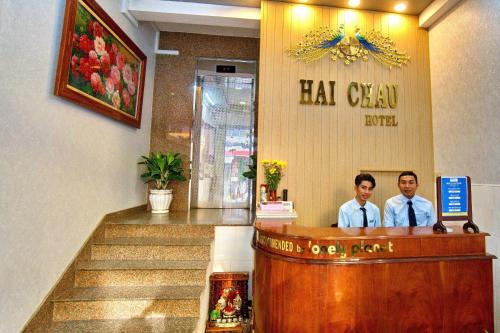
(110, 65), (121, 85)
(87, 20), (94, 34)
(90, 72), (105, 95)
(71, 55), (79, 79)
(72, 33), (79, 48)
(122, 89), (130, 107)
(127, 82), (136, 96)
(105, 77), (115, 95)
(116, 52), (125, 70)
(100, 51), (111, 76)
(88, 51), (100, 70)
(122, 64), (132, 85)
(92, 21), (104, 37)
(105, 43), (116, 66)
(132, 71), (138, 86)
(94, 36), (106, 56)
(79, 34), (93, 54)
(116, 82), (123, 94)
(79, 57), (93, 81)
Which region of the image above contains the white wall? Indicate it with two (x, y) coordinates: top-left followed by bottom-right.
(429, 0), (500, 183)
(0, 1), (156, 332)
(429, 0), (500, 330)
(213, 226), (255, 297)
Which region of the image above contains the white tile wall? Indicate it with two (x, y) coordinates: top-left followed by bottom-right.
(213, 226), (255, 297)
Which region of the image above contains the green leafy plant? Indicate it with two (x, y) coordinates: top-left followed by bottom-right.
(138, 152), (187, 190)
(242, 154), (257, 180)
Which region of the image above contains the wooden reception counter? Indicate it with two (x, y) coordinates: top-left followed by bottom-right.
(252, 222), (495, 333)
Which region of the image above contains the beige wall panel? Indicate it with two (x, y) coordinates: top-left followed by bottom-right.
(258, 1), (434, 227)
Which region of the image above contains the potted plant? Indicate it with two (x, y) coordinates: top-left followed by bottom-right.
(262, 159), (286, 201)
(138, 152), (187, 213)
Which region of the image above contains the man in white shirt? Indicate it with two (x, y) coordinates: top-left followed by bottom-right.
(384, 171), (436, 227)
(338, 174), (381, 228)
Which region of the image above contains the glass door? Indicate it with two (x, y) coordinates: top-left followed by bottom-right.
(191, 59), (256, 208)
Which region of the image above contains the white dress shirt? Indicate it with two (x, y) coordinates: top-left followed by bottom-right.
(384, 194), (436, 227)
(338, 199), (381, 228)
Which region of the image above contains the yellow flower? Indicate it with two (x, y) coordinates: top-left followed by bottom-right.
(277, 161), (286, 168)
(261, 159), (270, 165)
(269, 167), (276, 174)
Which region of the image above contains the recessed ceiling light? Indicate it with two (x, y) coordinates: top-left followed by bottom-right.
(348, 0), (360, 7)
(394, 3), (407, 12)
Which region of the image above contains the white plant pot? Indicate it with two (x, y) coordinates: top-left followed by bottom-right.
(149, 189), (173, 213)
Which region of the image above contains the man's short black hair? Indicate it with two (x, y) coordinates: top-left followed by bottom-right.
(398, 171), (418, 184)
(355, 173), (376, 188)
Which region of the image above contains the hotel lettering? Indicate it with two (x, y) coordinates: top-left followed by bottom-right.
(299, 79), (399, 127)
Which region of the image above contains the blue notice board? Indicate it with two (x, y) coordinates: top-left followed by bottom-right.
(441, 177), (468, 216)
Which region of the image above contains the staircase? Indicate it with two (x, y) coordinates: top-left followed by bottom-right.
(49, 220), (214, 333)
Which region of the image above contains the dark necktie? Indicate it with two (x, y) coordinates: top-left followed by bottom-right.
(360, 207), (368, 227)
(408, 200), (417, 226)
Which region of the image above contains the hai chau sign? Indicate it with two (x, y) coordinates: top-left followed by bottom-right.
(299, 79), (399, 127)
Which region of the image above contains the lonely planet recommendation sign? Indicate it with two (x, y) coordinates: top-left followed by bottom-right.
(440, 176), (468, 217)
(434, 176), (479, 233)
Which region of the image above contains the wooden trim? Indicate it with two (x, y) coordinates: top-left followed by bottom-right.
(253, 243), (495, 265)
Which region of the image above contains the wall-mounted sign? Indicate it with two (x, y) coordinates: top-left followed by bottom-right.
(299, 79), (399, 126)
(435, 176), (478, 233)
(256, 231), (394, 260)
(288, 25), (410, 68)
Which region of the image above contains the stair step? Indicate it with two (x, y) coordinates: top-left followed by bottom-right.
(75, 268), (206, 287)
(105, 224), (214, 239)
(77, 259), (209, 270)
(50, 317), (198, 332)
(91, 244), (211, 261)
(55, 286), (204, 302)
(53, 298), (199, 321)
(96, 237), (213, 246)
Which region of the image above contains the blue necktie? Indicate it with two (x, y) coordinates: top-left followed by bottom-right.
(360, 207), (368, 227)
(408, 200), (417, 226)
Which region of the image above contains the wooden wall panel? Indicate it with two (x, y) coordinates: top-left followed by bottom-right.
(258, 2), (434, 227)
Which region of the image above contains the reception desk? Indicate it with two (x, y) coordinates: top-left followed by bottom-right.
(252, 222), (495, 333)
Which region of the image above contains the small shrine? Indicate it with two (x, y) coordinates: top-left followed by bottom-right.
(207, 272), (250, 330)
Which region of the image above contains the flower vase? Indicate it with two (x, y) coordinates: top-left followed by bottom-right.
(268, 189), (278, 201)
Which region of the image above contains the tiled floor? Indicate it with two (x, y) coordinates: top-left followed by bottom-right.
(107, 209), (254, 226)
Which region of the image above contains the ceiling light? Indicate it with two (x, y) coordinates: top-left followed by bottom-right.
(348, 0), (360, 7)
(394, 3), (407, 12)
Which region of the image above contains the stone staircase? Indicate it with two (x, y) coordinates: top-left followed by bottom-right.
(49, 221), (214, 332)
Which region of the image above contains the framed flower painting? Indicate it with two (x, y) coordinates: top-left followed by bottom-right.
(55, 0), (146, 128)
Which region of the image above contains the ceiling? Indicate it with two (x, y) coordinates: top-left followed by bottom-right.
(163, 0), (434, 15)
(126, 0), (456, 39)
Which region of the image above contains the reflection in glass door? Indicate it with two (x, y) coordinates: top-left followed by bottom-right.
(191, 59), (256, 208)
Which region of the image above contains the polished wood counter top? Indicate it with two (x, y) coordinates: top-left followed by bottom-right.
(254, 222), (491, 263)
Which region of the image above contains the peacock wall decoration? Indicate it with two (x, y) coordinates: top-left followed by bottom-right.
(288, 24), (410, 69)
